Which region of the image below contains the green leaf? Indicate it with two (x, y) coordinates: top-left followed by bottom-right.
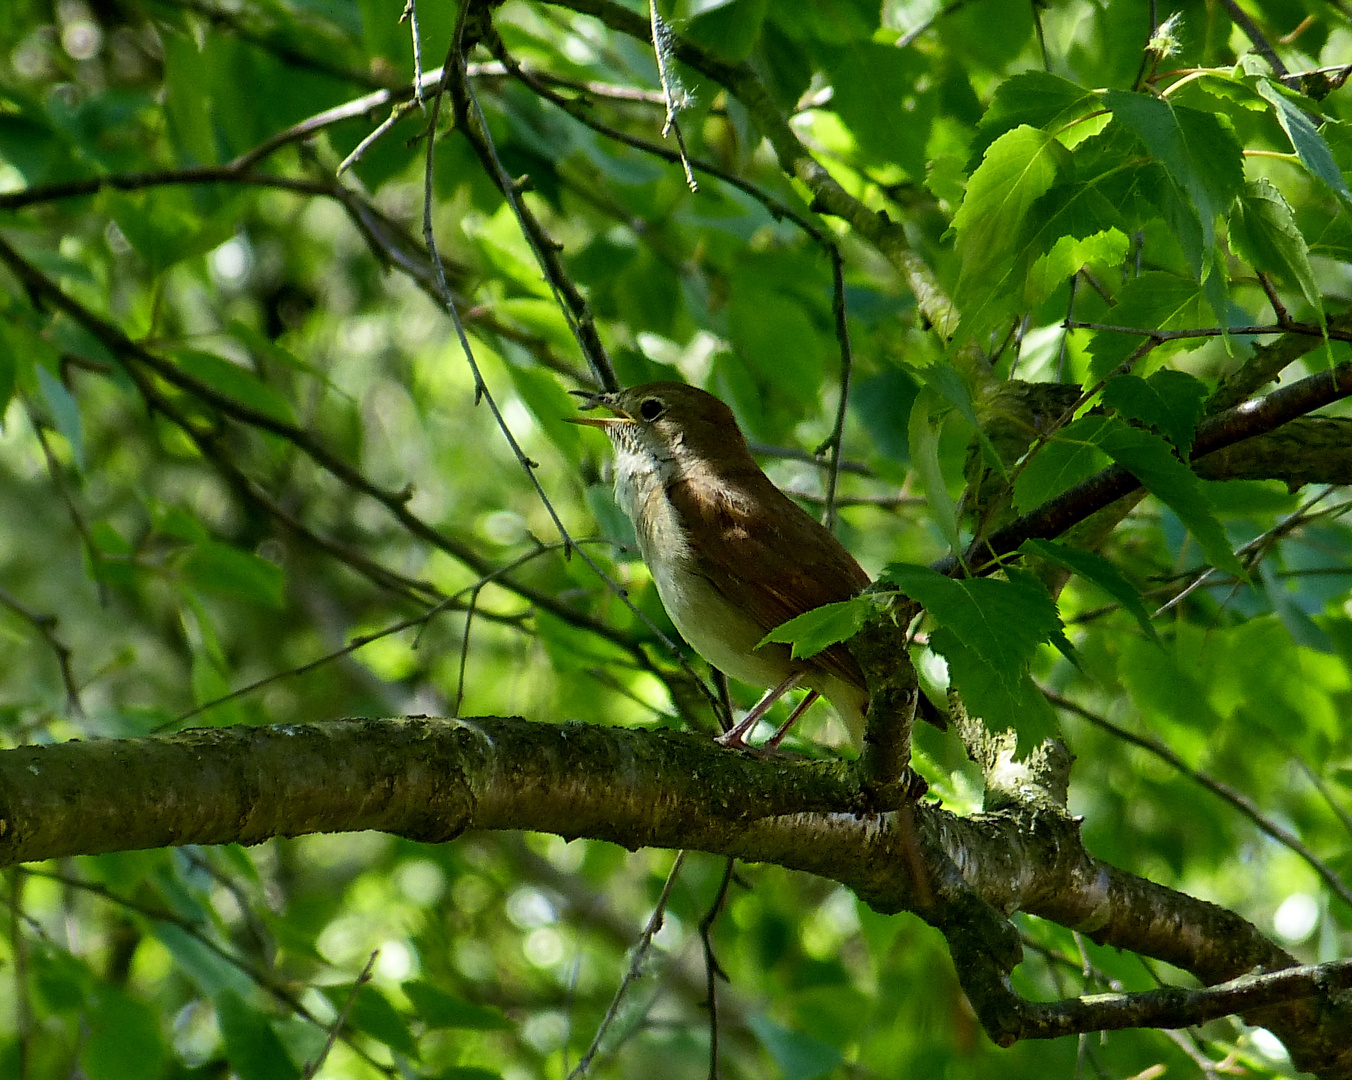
(105, 189), (236, 276)
(747, 1015), (843, 1080)
(31, 944), (93, 1012)
(228, 320), (338, 387)
(1095, 420), (1245, 578)
(1255, 80), (1352, 202)
(152, 922), (254, 999)
(823, 44), (932, 175)
(1100, 369), (1208, 456)
(912, 361), (1005, 479)
(82, 986), (168, 1080)
(728, 279), (824, 407)
(952, 125), (1071, 340)
(172, 349), (296, 425)
(320, 983), (419, 1058)
(183, 541), (286, 609)
(929, 627), (1059, 750)
(907, 386), (961, 553)
(217, 989), (301, 1080)
(757, 597), (873, 659)
(881, 564), (1066, 682)
(1103, 92), (1245, 270)
(1019, 538), (1157, 641)
(1025, 228), (1130, 307)
(969, 71), (1100, 168)
(1012, 414), (1113, 514)
(1230, 178), (1324, 322)
(36, 365), (86, 472)
(402, 981), (513, 1030)
(1083, 272), (1208, 380)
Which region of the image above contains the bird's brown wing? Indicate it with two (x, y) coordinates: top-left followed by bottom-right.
(665, 471), (869, 691)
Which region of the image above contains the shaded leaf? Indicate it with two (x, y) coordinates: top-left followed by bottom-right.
(173, 349), (296, 425)
(1103, 92), (1245, 268)
(1096, 420), (1245, 578)
(217, 988), (300, 1080)
(1256, 80), (1352, 202)
(747, 1014), (842, 1080)
(1100, 369), (1208, 455)
(37, 365), (85, 472)
(183, 541), (286, 610)
(81, 986), (168, 1080)
(1230, 178), (1324, 322)
(1012, 414), (1113, 514)
(1083, 272), (1208, 380)
(1020, 538), (1157, 641)
(930, 627), (1059, 750)
(403, 981), (513, 1030)
(320, 983), (419, 1058)
(907, 386), (961, 553)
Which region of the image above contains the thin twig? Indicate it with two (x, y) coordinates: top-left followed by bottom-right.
(403, 0), (426, 110)
(162, 540), (602, 731)
(1152, 487), (1342, 617)
(302, 951), (380, 1079)
(1066, 320), (1348, 342)
(699, 858), (736, 1080)
(336, 99), (420, 176)
(420, 45), (578, 562)
(648, 0), (698, 191)
(21, 869), (394, 1074)
(569, 850), (688, 1078)
(817, 249), (854, 532)
(436, 19), (725, 718)
(1220, 0), (1296, 86)
(0, 586), (84, 717)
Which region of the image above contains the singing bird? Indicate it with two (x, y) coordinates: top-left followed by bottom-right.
(572, 381), (907, 749)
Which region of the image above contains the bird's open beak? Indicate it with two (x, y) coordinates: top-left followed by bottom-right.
(565, 390), (634, 428)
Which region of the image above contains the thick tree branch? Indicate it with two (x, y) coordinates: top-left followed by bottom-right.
(1, 718), (1349, 1074)
(950, 358), (1352, 572)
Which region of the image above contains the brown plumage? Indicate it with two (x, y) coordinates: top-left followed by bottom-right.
(573, 382), (876, 746)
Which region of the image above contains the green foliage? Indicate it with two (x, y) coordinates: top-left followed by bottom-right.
(1, 1), (1350, 1078)
(757, 597), (874, 659)
(883, 563), (1066, 746)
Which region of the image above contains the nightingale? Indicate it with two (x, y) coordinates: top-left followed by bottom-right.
(570, 381), (884, 749)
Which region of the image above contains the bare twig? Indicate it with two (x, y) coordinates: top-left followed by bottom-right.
(1152, 487), (1344, 617)
(302, 951), (380, 1079)
(569, 850), (688, 1078)
(648, 0), (698, 191)
(817, 250), (854, 532)
(1220, 0), (1296, 86)
(0, 586), (84, 717)
(699, 858), (737, 1080)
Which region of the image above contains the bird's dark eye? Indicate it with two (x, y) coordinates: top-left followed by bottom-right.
(638, 397), (665, 422)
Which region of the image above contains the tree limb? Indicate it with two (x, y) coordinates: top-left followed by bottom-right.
(1, 717), (1349, 1074)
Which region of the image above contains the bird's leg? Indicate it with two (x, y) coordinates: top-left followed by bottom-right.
(715, 672), (804, 749)
(763, 690), (821, 750)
